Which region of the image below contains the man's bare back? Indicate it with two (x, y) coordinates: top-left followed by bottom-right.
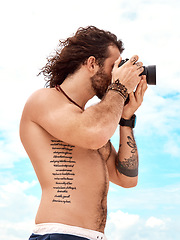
(20, 88), (112, 233)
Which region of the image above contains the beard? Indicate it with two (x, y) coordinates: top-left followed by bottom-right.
(90, 67), (111, 99)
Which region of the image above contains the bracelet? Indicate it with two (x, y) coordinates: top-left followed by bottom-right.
(107, 79), (128, 101)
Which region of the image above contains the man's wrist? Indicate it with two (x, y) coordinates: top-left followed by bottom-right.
(107, 79), (128, 101)
(119, 114), (136, 128)
(121, 114), (133, 120)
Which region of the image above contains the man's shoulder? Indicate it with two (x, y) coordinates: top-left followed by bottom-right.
(27, 87), (55, 103)
(23, 87), (80, 121)
(25, 87), (62, 110)
(22, 88), (59, 120)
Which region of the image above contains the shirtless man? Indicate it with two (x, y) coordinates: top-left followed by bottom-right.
(20, 26), (147, 240)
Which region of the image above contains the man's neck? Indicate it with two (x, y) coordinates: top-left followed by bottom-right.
(60, 68), (95, 110)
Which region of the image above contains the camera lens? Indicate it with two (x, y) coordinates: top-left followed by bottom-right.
(118, 59), (156, 85)
(140, 65), (156, 85)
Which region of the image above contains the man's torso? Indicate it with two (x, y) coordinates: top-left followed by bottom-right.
(20, 88), (111, 233)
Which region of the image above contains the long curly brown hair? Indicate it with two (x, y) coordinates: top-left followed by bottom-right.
(39, 26), (124, 88)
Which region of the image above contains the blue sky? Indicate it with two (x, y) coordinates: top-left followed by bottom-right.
(0, 0), (180, 239)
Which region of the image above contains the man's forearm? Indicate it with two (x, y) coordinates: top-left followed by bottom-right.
(83, 90), (125, 141)
(116, 126), (139, 177)
(92, 90), (125, 124)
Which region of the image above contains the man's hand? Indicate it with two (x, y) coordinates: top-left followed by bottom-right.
(122, 75), (148, 119)
(112, 55), (144, 93)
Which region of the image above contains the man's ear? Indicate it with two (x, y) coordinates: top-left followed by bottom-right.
(86, 56), (99, 73)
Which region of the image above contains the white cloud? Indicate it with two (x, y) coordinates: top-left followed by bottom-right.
(108, 182), (180, 214)
(145, 216), (166, 229)
(0, 180), (39, 240)
(135, 89), (180, 157)
(0, 220), (34, 240)
(0, 180), (39, 220)
(108, 210), (140, 230)
(105, 210), (177, 240)
(0, 129), (27, 169)
(163, 135), (180, 157)
(117, 1), (180, 95)
(136, 89), (180, 136)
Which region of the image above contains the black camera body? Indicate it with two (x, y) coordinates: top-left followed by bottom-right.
(119, 58), (156, 85)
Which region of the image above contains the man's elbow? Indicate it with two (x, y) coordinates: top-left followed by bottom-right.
(115, 173), (138, 188)
(88, 137), (109, 150)
(120, 178), (138, 188)
(87, 129), (110, 150)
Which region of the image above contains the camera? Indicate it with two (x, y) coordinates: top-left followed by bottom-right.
(119, 58), (156, 85)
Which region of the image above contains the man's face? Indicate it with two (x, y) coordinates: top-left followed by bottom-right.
(90, 45), (120, 99)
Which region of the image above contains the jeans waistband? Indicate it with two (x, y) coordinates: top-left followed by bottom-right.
(33, 223), (107, 240)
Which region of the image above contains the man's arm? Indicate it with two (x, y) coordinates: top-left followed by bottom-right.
(116, 126), (138, 187)
(28, 55), (143, 149)
(107, 77), (147, 187)
(29, 88), (125, 149)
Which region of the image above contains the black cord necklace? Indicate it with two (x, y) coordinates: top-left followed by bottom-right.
(55, 85), (84, 111)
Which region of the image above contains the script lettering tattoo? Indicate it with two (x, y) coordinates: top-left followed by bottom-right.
(116, 130), (138, 177)
(50, 140), (76, 204)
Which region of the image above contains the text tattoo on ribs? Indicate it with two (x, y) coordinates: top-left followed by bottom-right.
(50, 140), (76, 204)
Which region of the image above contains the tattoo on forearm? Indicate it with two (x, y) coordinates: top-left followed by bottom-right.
(127, 130), (137, 153)
(50, 140), (76, 204)
(116, 130), (138, 177)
